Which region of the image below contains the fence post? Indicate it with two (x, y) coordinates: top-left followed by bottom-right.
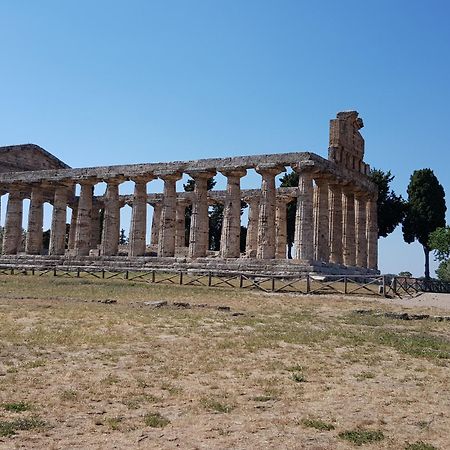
(239, 274), (243, 288)
(208, 272), (212, 287)
(152, 270), (155, 283)
(271, 276), (275, 292)
(125, 270), (129, 280)
(306, 274), (310, 294)
(382, 275), (386, 297)
(392, 277), (397, 296)
(179, 271), (183, 285)
(102, 269), (105, 279)
(77, 268), (80, 278)
(31, 268), (35, 276)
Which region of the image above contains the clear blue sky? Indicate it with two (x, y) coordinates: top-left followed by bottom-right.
(1, 0), (449, 276)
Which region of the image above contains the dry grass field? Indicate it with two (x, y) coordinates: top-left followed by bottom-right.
(0, 275), (449, 449)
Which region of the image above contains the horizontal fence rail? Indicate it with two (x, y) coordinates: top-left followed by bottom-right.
(1, 265), (450, 297)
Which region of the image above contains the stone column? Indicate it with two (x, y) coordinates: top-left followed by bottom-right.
(150, 201), (162, 246)
(342, 186), (356, 267)
(25, 185), (44, 255)
(275, 195), (292, 259)
(49, 184), (70, 255)
(256, 166), (284, 259)
(220, 169), (246, 258)
(129, 175), (153, 257)
(74, 179), (95, 256)
(100, 178), (122, 256)
(68, 203), (78, 250)
(90, 202), (101, 251)
(175, 198), (189, 248)
(188, 171), (215, 258)
(293, 170), (314, 261)
(329, 183), (343, 264)
(158, 172), (182, 257)
(313, 177), (330, 262)
(2, 187), (23, 255)
(355, 192), (368, 268)
(244, 196), (259, 257)
(366, 193), (378, 270)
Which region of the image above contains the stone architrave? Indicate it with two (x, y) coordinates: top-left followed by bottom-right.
(129, 175), (153, 257)
(275, 194), (292, 259)
(256, 166), (284, 259)
(175, 198), (189, 248)
(100, 178), (122, 256)
(2, 187), (23, 255)
(366, 193), (378, 270)
(150, 201), (162, 246)
(342, 186), (356, 267)
(293, 169), (314, 261)
(74, 179), (95, 256)
(313, 176), (330, 262)
(328, 183), (343, 264)
(188, 171), (215, 258)
(158, 172), (182, 257)
(243, 196), (259, 257)
(219, 169), (246, 258)
(355, 192), (368, 268)
(25, 185), (44, 255)
(49, 184), (71, 255)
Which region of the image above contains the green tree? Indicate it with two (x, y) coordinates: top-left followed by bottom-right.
(429, 226), (450, 282)
(403, 169), (446, 280)
(369, 169), (406, 237)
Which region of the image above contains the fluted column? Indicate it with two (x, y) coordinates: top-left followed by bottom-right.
(49, 184), (70, 255)
(256, 166), (284, 259)
(175, 198), (189, 249)
(129, 176), (153, 257)
(329, 183), (343, 264)
(2, 187), (23, 255)
(158, 172), (182, 257)
(275, 195), (292, 259)
(293, 170), (314, 261)
(100, 178), (122, 256)
(355, 192), (368, 268)
(90, 202), (101, 251)
(220, 169), (246, 258)
(313, 177), (330, 262)
(188, 171), (215, 258)
(74, 180), (95, 256)
(342, 186), (356, 267)
(68, 203), (78, 250)
(244, 196), (259, 257)
(366, 193), (378, 270)
(150, 201), (162, 246)
(25, 185), (44, 255)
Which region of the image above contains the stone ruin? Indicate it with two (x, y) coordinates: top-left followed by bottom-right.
(0, 112), (378, 275)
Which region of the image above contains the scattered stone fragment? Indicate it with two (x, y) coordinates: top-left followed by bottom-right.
(232, 312), (244, 317)
(217, 306), (231, 312)
(143, 301), (168, 308)
(98, 299), (117, 304)
(173, 302), (191, 308)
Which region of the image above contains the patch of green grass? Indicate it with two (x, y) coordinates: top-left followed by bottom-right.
(60, 390), (78, 401)
(338, 429), (385, 446)
(106, 417), (122, 430)
(1, 402), (31, 413)
(291, 372), (306, 383)
(0, 417), (46, 437)
(405, 442), (437, 450)
(252, 395), (274, 402)
(200, 397), (233, 413)
(143, 412), (170, 428)
(301, 418), (335, 431)
(355, 371), (376, 381)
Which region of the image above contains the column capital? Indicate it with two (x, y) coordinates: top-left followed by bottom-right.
(219, 168), (247, 178)
(255, 164), (285, 176)
(131, 174), (155, 184)
(104, 175), (126, 186)
(78, 177), (98, 187)
(176, 197), (191, 207)
(242, 195), (260, 205)
(155, 171), (183, 182)
(276, 194), (294, 205)
(186, 170), (216, 180)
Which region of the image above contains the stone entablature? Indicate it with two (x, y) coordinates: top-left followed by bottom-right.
(0, 111), (379, 273)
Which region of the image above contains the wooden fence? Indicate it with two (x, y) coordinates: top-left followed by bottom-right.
(1, 266), (449, 297)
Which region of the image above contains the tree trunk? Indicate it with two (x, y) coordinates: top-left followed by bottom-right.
(424, 246), (430, 280)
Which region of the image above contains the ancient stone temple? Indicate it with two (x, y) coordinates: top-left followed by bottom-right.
(0, 112), (378, 275)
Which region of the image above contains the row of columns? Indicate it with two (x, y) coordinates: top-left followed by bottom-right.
(1, 167), (378, 269)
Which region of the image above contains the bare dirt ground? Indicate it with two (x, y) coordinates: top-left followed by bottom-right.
(0, 275), (449, 449)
